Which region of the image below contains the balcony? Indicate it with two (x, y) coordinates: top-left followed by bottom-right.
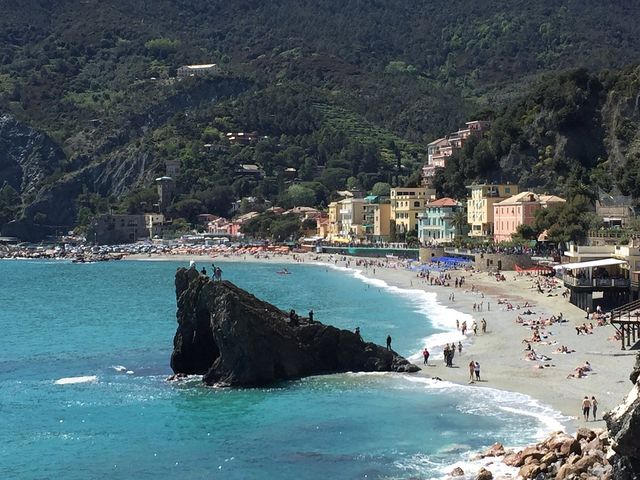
(562, 274), (629, 288)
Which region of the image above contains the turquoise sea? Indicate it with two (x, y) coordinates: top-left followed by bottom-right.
(0, 260), (566, 479)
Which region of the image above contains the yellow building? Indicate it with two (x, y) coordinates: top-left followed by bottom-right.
(362, 196), (391, 242)
(326, 201), (341, 239)
(466, 184), (518, 238)
(390, 187), (435, 234)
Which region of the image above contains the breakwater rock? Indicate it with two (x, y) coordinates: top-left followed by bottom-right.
(170, 267), (419, 386)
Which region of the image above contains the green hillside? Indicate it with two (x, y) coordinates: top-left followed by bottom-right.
(1, 0), (640, 239)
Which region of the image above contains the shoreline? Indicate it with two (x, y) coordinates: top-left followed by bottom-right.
(127, 250), (637, 434)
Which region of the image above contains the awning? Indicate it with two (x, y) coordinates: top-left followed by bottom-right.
(553, 258), (628, 270)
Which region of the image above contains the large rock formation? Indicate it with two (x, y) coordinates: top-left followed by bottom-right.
(170, 267), (419, 386)
(605, 353), (640, 480)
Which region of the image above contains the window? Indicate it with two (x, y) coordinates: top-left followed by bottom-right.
(414, 201), (420, 207)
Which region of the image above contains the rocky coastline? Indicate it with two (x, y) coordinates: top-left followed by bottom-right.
(169, 266), (419, 387)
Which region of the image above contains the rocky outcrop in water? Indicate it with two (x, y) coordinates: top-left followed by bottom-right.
(170, 267), (419, 386)
(604, 353), (640, 480)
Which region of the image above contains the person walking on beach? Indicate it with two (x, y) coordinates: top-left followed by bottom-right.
(422, 347), (430, 365)
(456, 319), (460, 330)
(468, 361), (475, 383)
(472, 321), (478, 335)
(444, 344), (450, 366)
(582, 396), (591, 421)
(481, 318), (487, 334)
(591, 396), (598, 421)
(474, 361), (481, 381)
(458, 341), (462, 355)
(386, 335), (392, 350)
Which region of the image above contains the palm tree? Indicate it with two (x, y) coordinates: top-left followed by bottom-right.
(451, 208), (468, 239)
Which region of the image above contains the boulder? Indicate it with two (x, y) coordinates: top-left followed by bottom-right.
(576, 427), (597, 443)
(449, 466), (464, 477)
(503, 451), (523, 467)
(475, 467), (493, 480)
(518, 463), (541, 479)
(481, 442), (505, 458)
(559, 437), (582, 457)
(170, 269), (420, 386)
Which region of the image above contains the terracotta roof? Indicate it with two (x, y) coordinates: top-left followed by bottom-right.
(426, 197), (459, 207)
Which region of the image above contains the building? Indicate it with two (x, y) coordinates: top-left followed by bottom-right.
(326, 201), (341, 240)
(156, 176), (176, 212)
(391, 187), (435, 235)
(556, 241), (640, 310)
(89, 214), (164, 244)
(165, 160), (181, 178)
(493, 192), (565, 243)
(338, 196), (366, 239)
(418, 198), (464, 244)
(235, 164), (264, 178)
(422, 120), (491, 184)
(466, 184), (519, 238)
(596, 191), (636, 228)
(362, 195), (391, 243)
(176, 64), (219, 78)
(226, 132), (258, 146)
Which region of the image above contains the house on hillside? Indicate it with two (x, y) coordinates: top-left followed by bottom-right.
(177, 64), (219, 77)
(596, 191), (636, 228)
(422, 120), (491, 185)
(493, 192), (565, 243)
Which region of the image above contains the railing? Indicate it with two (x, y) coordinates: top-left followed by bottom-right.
(562, 275), (629, 288)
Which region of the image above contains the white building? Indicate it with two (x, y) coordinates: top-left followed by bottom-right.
(177, 64), (219, 78)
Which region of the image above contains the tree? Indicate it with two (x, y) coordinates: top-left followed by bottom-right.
(451, 209), (468, 237)
(371, 182), (391, 196)
(280, 185), (316, 208)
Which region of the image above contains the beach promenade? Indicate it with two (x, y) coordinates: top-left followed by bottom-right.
(130, 250), (637, 431)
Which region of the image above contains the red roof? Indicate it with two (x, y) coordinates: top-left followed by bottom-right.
(426, 197), (458, 207)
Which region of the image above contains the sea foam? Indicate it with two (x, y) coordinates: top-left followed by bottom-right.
(55, 375), (97, 385)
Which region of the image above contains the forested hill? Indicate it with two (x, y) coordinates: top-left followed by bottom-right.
(1, 0), (640, 238)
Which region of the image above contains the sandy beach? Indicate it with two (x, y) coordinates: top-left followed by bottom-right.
(130, 250), (637, 432)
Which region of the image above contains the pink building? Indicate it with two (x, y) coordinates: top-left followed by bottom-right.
(422, 121), (491, 184)
(493, 192), (565, 243)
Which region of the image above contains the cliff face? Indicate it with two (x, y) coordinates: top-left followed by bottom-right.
(0, 114), (65, 196)
(170, 267), (419, 386)
(605, 354), (640, 480)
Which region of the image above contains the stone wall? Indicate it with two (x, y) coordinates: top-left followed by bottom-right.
(419, 246), (445, 262)
(474, 253), (533, 271)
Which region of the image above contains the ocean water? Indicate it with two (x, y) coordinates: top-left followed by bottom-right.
(0, 259), (566, 479)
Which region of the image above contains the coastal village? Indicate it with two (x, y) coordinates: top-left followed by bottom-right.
(4, 8), (640, 477)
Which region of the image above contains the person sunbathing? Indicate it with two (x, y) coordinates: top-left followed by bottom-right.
(567, 367), (587, 378)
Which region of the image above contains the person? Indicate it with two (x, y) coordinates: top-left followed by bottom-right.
(586, 307), (591, 319)
(481, 318), (487, 334)
(422, 347), (430, 365)
(456, 319), (460, 330)
(386, 335), (392, 350)
(582, 396), (591, 421)
(468, 361), (475, 383)
(458, 341), (462, 355)
(472, 321), (478, 336)
(444, 344), (450, 366)
(308, 310), (314, 322)
(201, 266), (207, 275)
(474, 361), (481, 381)
(289, 309), (298, 326)
(591, 396), (598, 420)
(355, 327), (362, 341)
